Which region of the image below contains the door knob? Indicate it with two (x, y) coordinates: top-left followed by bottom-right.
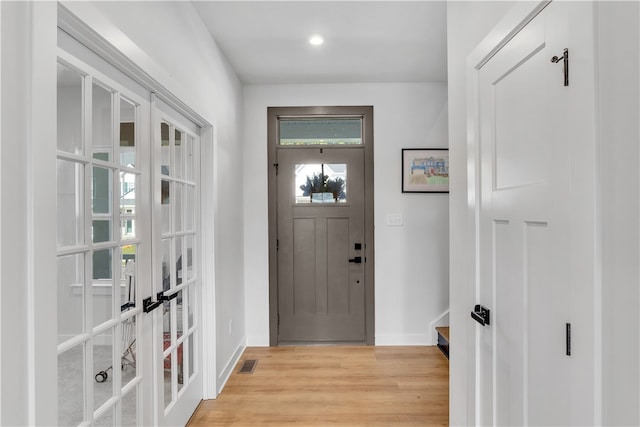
(471, 304), (491, 326)
(348, 256), (362, 264)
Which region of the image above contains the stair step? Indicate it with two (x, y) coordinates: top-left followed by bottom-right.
(436, 326), (449, 360)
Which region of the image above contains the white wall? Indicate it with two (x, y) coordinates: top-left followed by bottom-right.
(446, 2), (515, 425)
(597, 2), (640, 425)
(243, 83), (449, 346)
(59, 0), (246, 397)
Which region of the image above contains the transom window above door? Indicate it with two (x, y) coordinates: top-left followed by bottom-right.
(279, 118), (362, 145)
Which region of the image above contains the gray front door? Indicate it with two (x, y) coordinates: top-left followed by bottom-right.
(276, 147), (366, 342)
(268, 106), (375, 345)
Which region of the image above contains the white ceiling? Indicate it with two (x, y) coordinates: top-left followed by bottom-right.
(192, 1), (447, 85)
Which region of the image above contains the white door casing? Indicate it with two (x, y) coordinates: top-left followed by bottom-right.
(467, 1), (599, 425)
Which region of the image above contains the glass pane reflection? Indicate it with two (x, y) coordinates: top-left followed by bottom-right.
(57, 254), (85, 344)
(161, 122), (170, 176)
(120, 98), (136, 167)
(57, 160), (84, 247)
(93, 329), (114, 411)
(92, 83), (113, 161)
(57, 63), (84, 155)
(58, 344), (85, 426)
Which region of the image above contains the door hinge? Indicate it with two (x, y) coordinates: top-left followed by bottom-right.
(566, 323), (571, 356)
(276, 239), (279, 251)
(273, 163), (279, 175)
(277, 313), (280, 327)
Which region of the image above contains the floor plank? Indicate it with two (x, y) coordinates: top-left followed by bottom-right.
(188, 346), (449, 426)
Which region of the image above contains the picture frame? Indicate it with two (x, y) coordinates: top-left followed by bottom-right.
(402, 148), (449, 193)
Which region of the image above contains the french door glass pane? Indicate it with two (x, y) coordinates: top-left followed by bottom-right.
(185, 185), (194, 231)
(120, 98), (136, 167)
(162, 238), (171, 291)
(177, 342), (185, 392)
(121, 246), (136, 312)
(188, 334), (195, 380)
(93, 248), (113, 327)
(121, 316), (137, 388)
(162, 180), (171, 234)
(175, 129), (183, 179)
(163, 354), (172, 408)
(163, 302), (172, 339)
(92, 83), (114, 161)
(186, 136), (194, 181)
(58, 344), (85, 426)
(58, 253), (85, 343)
(176, 289), (184, 338)
(121, 387), (138, 426)
(120, 172), (136, 240)
(92, 166), (112, 215)
(93, 407), (114, 427)
(57, 63), (84, 155)
(121, 219), (136, 241)
(187, 283), (195, 330)
(161, 122), (170, 175)
(57, 160), (84, 247)
(93, 329), (114, 411)
(175, 183), (183, 232)
(92, 219), (112, 243)
(175, 236), (183, 286)
(185, 234), (195, 282)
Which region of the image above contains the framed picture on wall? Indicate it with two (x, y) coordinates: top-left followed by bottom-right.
(402, 148), (449, 193)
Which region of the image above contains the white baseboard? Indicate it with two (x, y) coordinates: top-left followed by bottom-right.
(216, 338), (246, 395)
(246, 335), (269, 347)
(429, 309), (450, 344)
(375, 333), (432, 346)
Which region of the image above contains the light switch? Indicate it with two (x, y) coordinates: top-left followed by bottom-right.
(386, 213), (404, 226)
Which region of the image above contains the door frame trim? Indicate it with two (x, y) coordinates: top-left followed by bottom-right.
(267, 106), (375, 346)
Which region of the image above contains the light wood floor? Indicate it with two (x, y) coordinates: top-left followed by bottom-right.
(187, 346), (449, 426)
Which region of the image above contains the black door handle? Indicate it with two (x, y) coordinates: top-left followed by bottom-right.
(143, 297), (162, 313)
(348, 256), (362, 264)
(143, 291), (177, 313)
(159, 291), (178, 302)
(471, 304), (491, 326)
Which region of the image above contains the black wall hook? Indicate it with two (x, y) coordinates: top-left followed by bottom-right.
(550, 48), (569, 87)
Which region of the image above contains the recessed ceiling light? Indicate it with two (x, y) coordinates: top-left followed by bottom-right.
(308, 34), (325, 46)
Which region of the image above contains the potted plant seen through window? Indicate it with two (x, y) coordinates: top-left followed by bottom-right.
(299, 172), (346, 203)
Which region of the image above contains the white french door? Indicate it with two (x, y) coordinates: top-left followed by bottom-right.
(151, 99), (202, 426)
(56, 29), (153, 426)
(56, 29), (203, 427)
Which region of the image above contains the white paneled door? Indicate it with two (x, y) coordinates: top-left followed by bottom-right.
(470, 1), (597, 425)
(57, 29), (203, 427)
